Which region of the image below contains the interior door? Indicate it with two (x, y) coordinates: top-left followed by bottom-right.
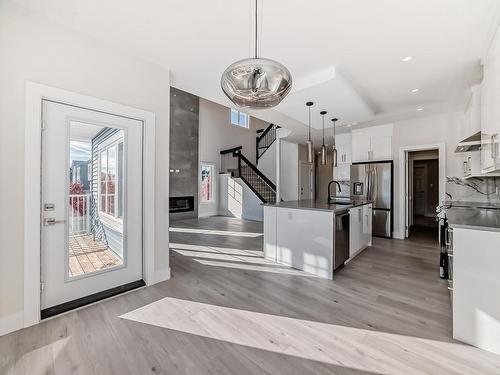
(41, 100), (143, 315)
(299, 161), (313, 200)
(414, 165), (427, 216)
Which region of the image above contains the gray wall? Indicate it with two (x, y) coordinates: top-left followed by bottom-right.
(198, 98), (265, 217)
(169, 87), (199, 220)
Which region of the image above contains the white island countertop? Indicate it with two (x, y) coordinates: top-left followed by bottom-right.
(263, 199), (372, 214)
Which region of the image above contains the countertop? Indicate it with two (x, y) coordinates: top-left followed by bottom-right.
(445, 201), (500, 232)
(264, 199), (372, 214)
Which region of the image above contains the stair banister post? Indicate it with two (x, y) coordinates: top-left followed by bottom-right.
(275, 124), (281, 203)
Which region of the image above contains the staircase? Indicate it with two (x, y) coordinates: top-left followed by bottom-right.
(256, 123), (280, 165)
(220, 147), (277, 204)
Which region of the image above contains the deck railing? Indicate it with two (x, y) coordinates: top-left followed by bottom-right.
(69, 193), (91, 235)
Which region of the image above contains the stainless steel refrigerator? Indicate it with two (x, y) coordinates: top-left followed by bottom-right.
(350, 161), (393, 238)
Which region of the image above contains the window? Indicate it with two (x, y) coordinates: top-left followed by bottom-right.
(200, 163), (214, 203)
(230, 108), (249, 129)
(99, 140), (124, 219)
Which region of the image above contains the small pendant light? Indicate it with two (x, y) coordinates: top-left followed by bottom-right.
(320, 111), (327, 165)
(306, 102), (314, 163)
(331, 118), (338, 167)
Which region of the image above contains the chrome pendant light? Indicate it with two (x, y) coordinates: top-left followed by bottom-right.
(320, 111), (328, 165)
(221, 0), (292, 109)
(331, 118), (338, 167)
(306, 102), (314, 163)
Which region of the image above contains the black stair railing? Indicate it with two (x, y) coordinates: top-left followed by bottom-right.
(89, 195), (108, 248)
(256, 123), (280, 165)
(220, 147), (276, 204)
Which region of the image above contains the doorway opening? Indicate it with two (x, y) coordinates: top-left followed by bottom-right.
(40, 100), (144, 318)
(406, 150), (439, 240)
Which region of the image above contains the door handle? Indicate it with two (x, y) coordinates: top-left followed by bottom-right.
(43, 218), (66, 226)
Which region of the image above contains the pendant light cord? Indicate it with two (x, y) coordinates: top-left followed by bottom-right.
(333, 120), (336, 147)
(322, 115), (325, 144)
(255, 0), (258, 59)
(308, 106), (311, 141)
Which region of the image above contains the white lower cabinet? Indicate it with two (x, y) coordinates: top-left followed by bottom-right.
(453, 227), (500, 355)
(349, 204), (372, 258)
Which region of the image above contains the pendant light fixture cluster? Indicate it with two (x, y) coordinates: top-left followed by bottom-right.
(221, 0), (292, 109)
(304, 101), (340, 167)
(320, 111), (327, 165)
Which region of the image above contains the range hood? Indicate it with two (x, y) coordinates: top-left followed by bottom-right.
(455, 131), (482, 153)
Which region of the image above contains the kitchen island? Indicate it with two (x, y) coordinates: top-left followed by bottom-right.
(263, 199), (372, 279)
(445, 202), (500, 355)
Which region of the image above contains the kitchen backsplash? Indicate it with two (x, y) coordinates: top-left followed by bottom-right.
(446, 176), (500, 203)
(336, 180), (350, 198)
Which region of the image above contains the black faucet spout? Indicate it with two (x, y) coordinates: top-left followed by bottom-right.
(327, 180), (341, 203)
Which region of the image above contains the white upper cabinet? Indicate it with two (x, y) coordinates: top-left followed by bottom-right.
(481, 27), (500, 172)
(336, 133), (352, 164)
(370, 135), (392, 160)
(351, 124), (393, 162)
(351, 131), (371, 162)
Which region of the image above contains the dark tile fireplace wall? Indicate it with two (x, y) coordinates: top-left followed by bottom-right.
(169, 87), (199, 220)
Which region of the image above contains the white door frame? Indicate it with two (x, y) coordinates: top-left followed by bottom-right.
(298, 161), (314, 200)
(24, 81), (157, 328)
(398, 143), (446, 239)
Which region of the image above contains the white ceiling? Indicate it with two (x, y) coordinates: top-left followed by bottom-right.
(13, 0), (500, 141)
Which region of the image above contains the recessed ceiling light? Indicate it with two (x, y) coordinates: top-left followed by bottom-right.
(411, 88), (420, 93)
(417, 107), (424, 111)
(402, 56), (413, 62)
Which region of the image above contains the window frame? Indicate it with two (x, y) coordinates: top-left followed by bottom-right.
(97, 133), (124, 227)
(200, 162), (215, 204)
(230, 108), (250, 129)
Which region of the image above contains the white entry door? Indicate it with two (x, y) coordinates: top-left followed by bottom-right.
(41, 100), (143, 315)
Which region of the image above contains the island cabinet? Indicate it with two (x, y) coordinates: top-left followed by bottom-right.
(452, 227), (500, 355)
(349, 204), (372, 258)
(263, 205), (335, 279)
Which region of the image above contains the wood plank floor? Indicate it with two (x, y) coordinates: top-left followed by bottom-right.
(69, 235), (122, 277)
(1, 216), (500, 374)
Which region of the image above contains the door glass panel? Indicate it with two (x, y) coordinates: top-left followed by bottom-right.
(69, 122), (125, 278)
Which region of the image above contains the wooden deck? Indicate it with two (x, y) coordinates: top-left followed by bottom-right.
(68, 234), (122, 277)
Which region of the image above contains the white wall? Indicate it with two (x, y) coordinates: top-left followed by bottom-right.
(391, 111), (466, 237)
(198, 98), (266, 217)
(219, 174), (264, 221)
(257, 139), (299, 201)
(0, 3), (170, 329)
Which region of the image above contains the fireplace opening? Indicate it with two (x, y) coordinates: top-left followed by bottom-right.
(169, 196), (195, 213)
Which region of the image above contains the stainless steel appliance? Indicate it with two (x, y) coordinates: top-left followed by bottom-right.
(333, 210), (350, 272)
(350, 161), (393, 238)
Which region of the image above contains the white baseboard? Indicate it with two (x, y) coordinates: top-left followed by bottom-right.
(0, 311), (24, 337)
(151, 267), (171, 285)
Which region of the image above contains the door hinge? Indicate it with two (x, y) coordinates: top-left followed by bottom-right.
(40, 281), (45, 292)
(41, 120), (46, 131)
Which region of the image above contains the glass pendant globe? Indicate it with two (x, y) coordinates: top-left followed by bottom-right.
(221, 57), (292, 109)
